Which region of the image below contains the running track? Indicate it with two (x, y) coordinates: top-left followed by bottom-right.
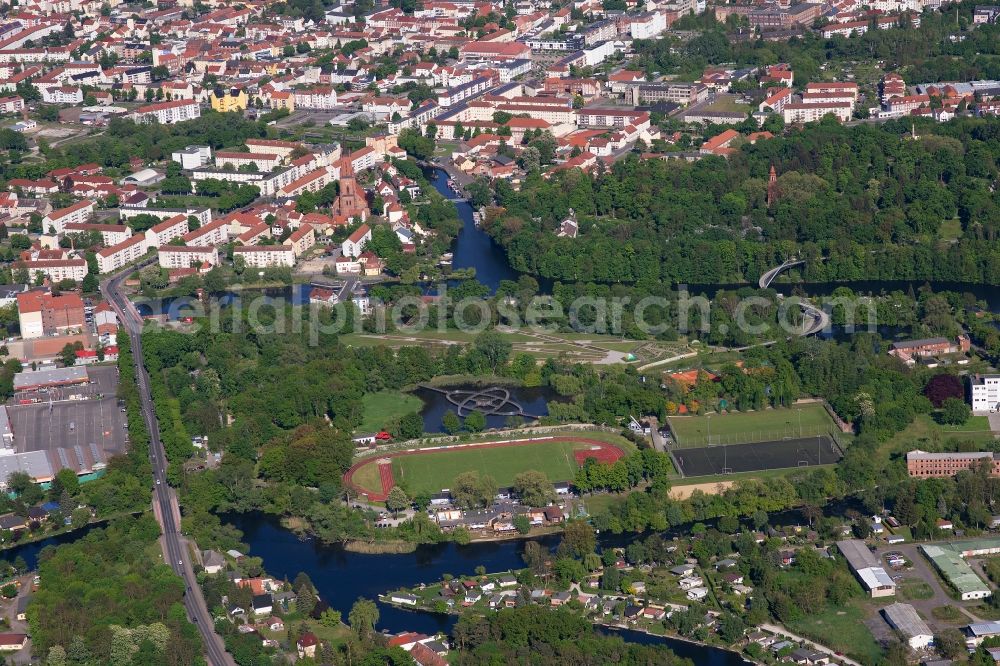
(344, 437), (627, 502)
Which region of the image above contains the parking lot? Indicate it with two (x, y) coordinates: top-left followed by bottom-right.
(7, 366), (128, 456)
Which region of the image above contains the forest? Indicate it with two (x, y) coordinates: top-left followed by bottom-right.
(482, 117), (1000, 286)
(27, 516), (204, 666)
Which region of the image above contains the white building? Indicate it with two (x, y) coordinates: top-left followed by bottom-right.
(41, 85), (82, 105)
(20, 259), (87, 283)
(293, 86), (338, 109)
(233, 245), (295, 268)
(144, 215), (189, 247)
(972, 375), (1000, 414)
(43, 200), (95, 235)
(96, 234), (148, 274)
(131, 99), (201, 124)
(630, 11), (667, 39)
(158, 245), (219, 269)
(341, 224), (371, 258)
(882, 603), (933, 650)
(782, 102), (852, 124)
(172, 145), (213, 170)
(62, 223), (132, 246)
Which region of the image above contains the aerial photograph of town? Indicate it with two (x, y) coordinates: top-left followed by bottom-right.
(0, 0), (999, 662)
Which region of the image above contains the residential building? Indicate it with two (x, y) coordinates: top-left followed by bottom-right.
(96, 234), (148, 274)
(62, 223), (132, 246)
(210, 88), (248, 113)
(233, 245), (295, 268)
(131, 99), (201, 124)
(43, 199), (95, 235)
(782, 102), (852, 123)
(16, 290), (85, 339)
(144, 215), (189, 247)
(17, 259), (87, 283)
(158, 245), (219, 269)
(293, 86), (337, 109)
(342, 224), (371, 258)
(288, 225), (315, 257)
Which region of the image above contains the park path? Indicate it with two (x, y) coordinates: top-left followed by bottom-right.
(758, 623), (862, 666)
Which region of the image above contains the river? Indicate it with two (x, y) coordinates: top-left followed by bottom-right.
(427, 167), (519, 294)
(224, 512), (751, 665)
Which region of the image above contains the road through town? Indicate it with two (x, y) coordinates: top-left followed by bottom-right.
(101, 261), (235, 666)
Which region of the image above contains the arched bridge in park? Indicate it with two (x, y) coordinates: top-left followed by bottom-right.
(758, 258), (831, 337)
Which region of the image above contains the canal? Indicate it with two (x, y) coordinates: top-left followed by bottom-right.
(426, 167), (519, 294)
(225, 512), (751, 665)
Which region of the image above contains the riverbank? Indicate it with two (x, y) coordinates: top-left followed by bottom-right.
(377, 566), (752, 664)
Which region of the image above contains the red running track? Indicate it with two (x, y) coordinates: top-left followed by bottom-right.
(344, 436), (627, 502)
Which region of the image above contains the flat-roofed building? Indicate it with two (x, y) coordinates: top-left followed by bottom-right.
(16, 290), (86, 339)
(836, 539), (896, 597)
(12, 365), (88, 391)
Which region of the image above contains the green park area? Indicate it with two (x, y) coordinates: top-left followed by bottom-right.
(388, 433), (634, 496)
(667, 403), (835, 446)
(786, 601), (882, 664)
(358, 390), (424, 433)
(340, 329), (668, 364)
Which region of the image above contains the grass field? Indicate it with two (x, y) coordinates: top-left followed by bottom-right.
(667, 404), (835, 447)
(386, 436), (634, 496)
(786, 602), (882, 664)
(358, 390), (424, 433)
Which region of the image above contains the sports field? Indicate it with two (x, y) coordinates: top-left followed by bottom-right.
(671, 434), (842, 477)
(345, 435), (633, 500)
(667, 403), (834, 447)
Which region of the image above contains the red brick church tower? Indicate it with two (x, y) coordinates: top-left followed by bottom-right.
(333, 160), (369, 222)
(766, 165), (778, 207)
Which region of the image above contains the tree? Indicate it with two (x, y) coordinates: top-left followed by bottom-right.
(924, 373), (964, 407)
(81, 273), (98, 293)
(939, 397), (970, 425)
(397, 128), (434, 160)
(473, 331), (512, 374)
(452, 471), (491, 508)
(6, 471), (31, 497)
(397, 412), (423, 439)
(513, 470), (554, 507)
(442, 410), (461, 434)
(296, 583), (317, 617)
(561, 520), (596, 557)
(46, 645), (67, 666)
(319, 608), (341, 627)
(71, 507), (91, 529)
(385, 486), (410, 515)
(513, 514), (530, 534)
(464, 410), (486, 433)
(0, 584), (16, 598)
(936, 628), (967, 659)
(348, 598), (379, 639)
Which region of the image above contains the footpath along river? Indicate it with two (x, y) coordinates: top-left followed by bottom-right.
(224, 512), (751, 665)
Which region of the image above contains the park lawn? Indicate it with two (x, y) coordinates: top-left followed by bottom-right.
(390, 439), (620, 496)
(935, 414), (991, 432)
(785, 602), (882, 665)
(668, 403), (834, 446)
(358, 390), (424, 433)
(875, 414), (998, 470)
